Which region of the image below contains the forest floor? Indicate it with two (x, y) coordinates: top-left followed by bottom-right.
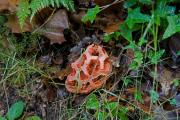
(0, 0), (180, 120)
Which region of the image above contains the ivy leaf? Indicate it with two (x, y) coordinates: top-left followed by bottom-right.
(119, 23), (133, 41)
(82, 6), (100, 23)
(7, 101), (25, 120)
(25, 116), (41, 120)
(150, 90), (159, 103)
(155, 1), (176, 18)
(163, 15), (180, 39)
(86, 94), (99, 110)
(125, 7), (150, 29)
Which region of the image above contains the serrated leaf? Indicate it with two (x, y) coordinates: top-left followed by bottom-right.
(17, 0), (30, 28)
(25, 116), (41, 120)
(163, 15), (180, 39)
(82, 6), (100, 23)
(59, 0), (75, 12)
(86, 94), (99, 110)
(148, 50), (165, 64)
(126, 7), (150, 29)
(7, 101), (25, 120)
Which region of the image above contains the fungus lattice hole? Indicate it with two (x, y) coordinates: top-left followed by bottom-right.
(87, 60), (100, 74)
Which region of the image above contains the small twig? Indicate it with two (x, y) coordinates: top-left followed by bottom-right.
(99, 0), (124, 12)
(32, 8), (56, 34)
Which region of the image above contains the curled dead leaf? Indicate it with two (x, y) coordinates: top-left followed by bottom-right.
(41, 10), (70, 44)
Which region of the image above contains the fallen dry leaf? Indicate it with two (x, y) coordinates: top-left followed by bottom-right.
(6, 14), (32, 33)
(157, 65), (174, 96)
(103, 20), (123, 33)
(42, 9), (70, 44)
(94, 0), (115, 6)
(0, 0), (18, 12)
(169, 34), (180, 68)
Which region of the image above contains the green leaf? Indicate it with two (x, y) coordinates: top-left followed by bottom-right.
(105, 102), (119, 113)
(123, 78), (132, 86)
(134, 90), (143, 103)
(169, 98), (177, 106)
(177, 51), (180, 55)
(123, 0), (137, 9)
(117, 107), (129, 120)
(7, 101), (25, 120)
(150, 90), (159, 103)
(129, 50), (143, 70)
(126, 7), (151, 29)
(86, 94), (99, 110)
(97, 112), (107, 120)
(163, 15), (180, 39)
(155, 1), (176, 18)
(17, 0), (30, 28)
(138, 38), (147, 47)
(148, 50), (165, 64)
(103, 34), (112, 42)
(119, 23), (133, 41)
(82, 6), (100, 23)
(172, 79), (180, 87)
(139, 0), (152, 5)
(0, 15), (7, 25)
(59, 0), (75, 12)
(25, 116), (41, 120)
(103, 31), (120, 42)
(30, 0), (75, 21)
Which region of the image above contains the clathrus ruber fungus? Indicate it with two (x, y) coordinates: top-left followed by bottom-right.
(65, 44), (112, 93)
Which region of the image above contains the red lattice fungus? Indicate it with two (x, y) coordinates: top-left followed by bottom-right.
(65, 44), (112, 93)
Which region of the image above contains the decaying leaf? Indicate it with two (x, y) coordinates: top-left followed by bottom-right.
(169, 34), (180, 67)
(0, 0), (18, 12)
(42, 9), (70, 44)
(103, 20), (123, 33)
(157, 65), (174, 96)
(6, 14), (32, 33)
